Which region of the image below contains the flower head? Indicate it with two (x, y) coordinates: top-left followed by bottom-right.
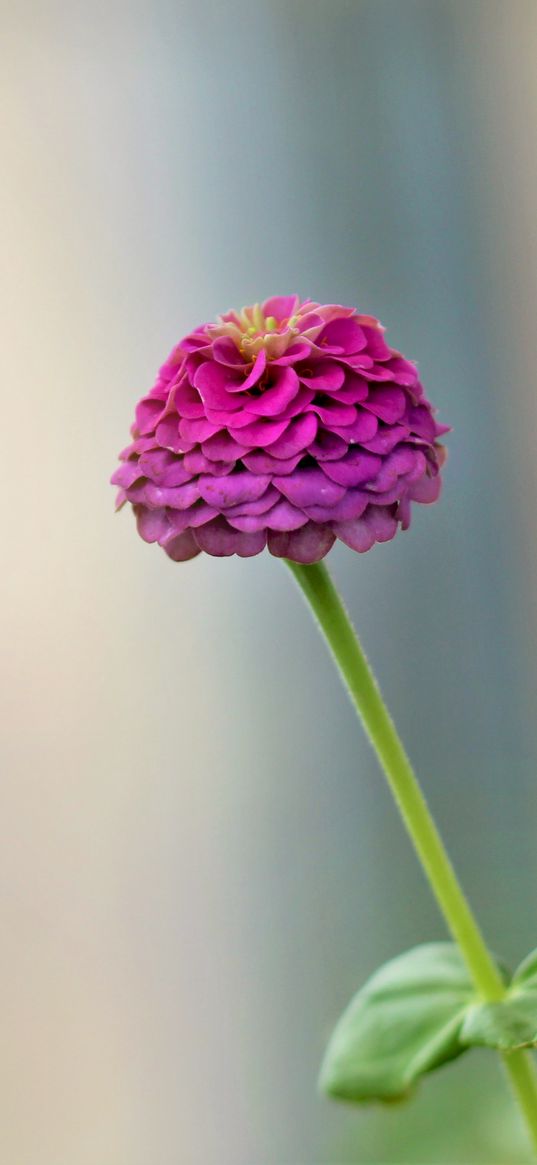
(111, 296), (447, 563)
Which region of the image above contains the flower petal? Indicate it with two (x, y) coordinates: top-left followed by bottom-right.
(268, 523), (335, 563)
(274, 468), (346, 508)
(198, 472), (271, 508)
(163, 530), (201, 562)
(316, 317), (367, 355)
(194, 518), (267, 557)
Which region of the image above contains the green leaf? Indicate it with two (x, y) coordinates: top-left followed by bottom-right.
(512, 948), (537, 991)
(461, 1000), (537, 1051)
(459, 948), (537, 1052)
(319, 943), (477, 1104)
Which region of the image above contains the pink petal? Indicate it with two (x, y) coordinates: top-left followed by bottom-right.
(212, 338), (247, 367)
(262, 294), (300, 321)
(265, 413), (318, 458)
(311, 399), (357, 426)
(193, 361), (242, 409)
(315, 317), (366, 355)
(298, 360), (345, 391)
(272, 342), (312, 366)
(361, 325), (391, 361)
(228, 417), (290, 447)
(246, 366), (300, 416)
(241, 348), (267, 390)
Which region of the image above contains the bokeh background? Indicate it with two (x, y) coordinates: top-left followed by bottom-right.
(3, 1), (537, 1161)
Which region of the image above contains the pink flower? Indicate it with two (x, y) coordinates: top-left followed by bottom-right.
(111, 297), (447, 563)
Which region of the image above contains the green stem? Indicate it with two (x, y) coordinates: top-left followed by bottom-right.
(286, 559), (537, 1150)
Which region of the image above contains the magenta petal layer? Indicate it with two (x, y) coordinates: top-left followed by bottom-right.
(112, 297), (447, 563)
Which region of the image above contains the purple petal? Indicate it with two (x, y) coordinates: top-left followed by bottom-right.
(135, 505), (169, 543)
(408, 471), (442, 503)
(179, 417), (219, 443)
(333, 517), (376, 553)
(274, 468), (345, 508)
(201, 432), (249, 461)
(135, 396), (168, 435)
(225, 487), (280, 518)
(329, 410), (378, 443)
(406, 403), (437, 443)
(305, 489), (369, 523)
(338, 372), (369, 402)
(156, 414), (186, 453)
(308, 430), (348, 461)
(268, 523), (335, 563)
(398, 496), (412, 529)
(322, 450), (382, 487)
(163, 531), (201, 562)
(194, 518), (267, 557)
(119, 436), (156, 458)
(143, 481), (200, 510)
(225, 513), (272, 533)
(366, 447), (419, 492)
(198, 472), (271, 508)
(139, 448), (191, 487)
(242, 450), (302, 474)
(265, 413), (318, 458)
(265, 500), (309, 530)
(205, 405), (257, 428)
(362, 424), (410, 454)
(362, 385), (407, 424)
(170, 502), (219, 530)
(183, 450), (232, 476)
(384, 356), (419, 386)
(110, 461), (144, 489)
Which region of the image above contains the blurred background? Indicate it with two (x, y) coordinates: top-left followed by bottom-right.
(2, 1), (537, 1161)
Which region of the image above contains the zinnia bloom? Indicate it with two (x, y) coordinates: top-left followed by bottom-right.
(111, 296), (447, 563)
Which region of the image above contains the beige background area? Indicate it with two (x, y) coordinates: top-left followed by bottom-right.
(2, 3), (537, 1162)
